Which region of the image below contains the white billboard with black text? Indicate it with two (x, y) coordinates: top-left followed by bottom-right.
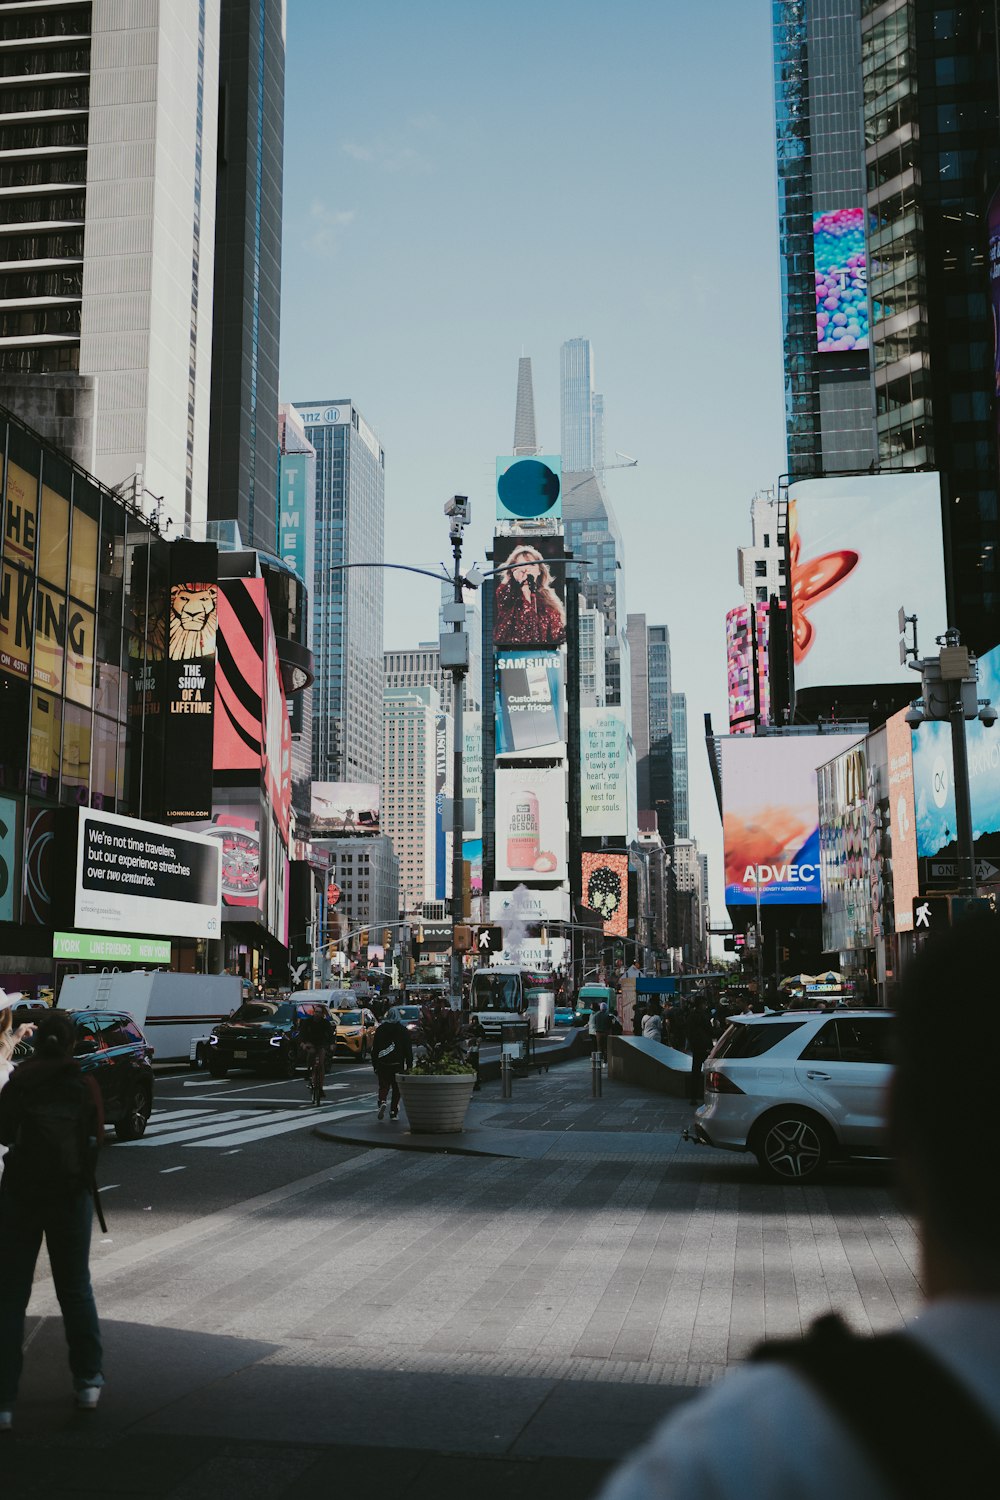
(75, 808), (222, 939)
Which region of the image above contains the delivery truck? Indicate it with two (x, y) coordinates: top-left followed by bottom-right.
(58, 971), (242, 1065)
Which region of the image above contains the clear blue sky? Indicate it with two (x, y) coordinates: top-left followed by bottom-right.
(280, 0), (787, 923)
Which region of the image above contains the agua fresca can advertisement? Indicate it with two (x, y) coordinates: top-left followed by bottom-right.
(722, 733), (862, 906)
(494, 765), (567, 881)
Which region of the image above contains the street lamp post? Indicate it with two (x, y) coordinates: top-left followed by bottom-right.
(441, 496), (472, 1010)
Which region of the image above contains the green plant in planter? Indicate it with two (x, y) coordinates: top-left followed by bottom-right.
(411, 1003), (476, 1076)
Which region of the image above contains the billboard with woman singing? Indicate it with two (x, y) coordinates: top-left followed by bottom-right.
(492, 537), (568, 648)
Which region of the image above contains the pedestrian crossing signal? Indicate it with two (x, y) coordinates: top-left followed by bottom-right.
(472, 926), (503, 954)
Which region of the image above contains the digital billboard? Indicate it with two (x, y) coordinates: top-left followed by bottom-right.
(496, 455), (562, 523)
(75, 808), (221, 940)
(913, 642), (1000, 861)
(722, 733), (863, 906)
(179, 809), (261, 909)
(163, 540), (217, 822)
(311, 783), (380, 837)
(494, 765), (567, 881)
(463, 711), (483, 838)
(581, 851), (629, 938)
(788, 474), (948, 694)
(988, 184), (1000, 478)
(885, 708), (919, 932)
(496, 650), (564, 757)
(580, 707), (628, 835)
(814, 208), (868, 352)
(492, 536), (568, 648)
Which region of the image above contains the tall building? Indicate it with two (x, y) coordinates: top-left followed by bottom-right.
(292, 399), (385, 784)
(0, 0), (221, 535)
(671, 691), (689, 839)
(626, 613), (651, 811)
(737, 490), (787, 607)
(321, 836), (399, 942)
(383, 629), (481, 716)
(647, 625), (674, 847)
(560, 336), (598, 473)
(861, 1), (1000, 651)
(563, 469), (626, 704)
(673, 836), (707, 969)
(772, 0), (876, 477)
(577, 598), (606, 707)
(207, 0), (285, 554)
(512, 354), (540, 455)
(383, 686), (447, 911)
(277, 405), (315, 815)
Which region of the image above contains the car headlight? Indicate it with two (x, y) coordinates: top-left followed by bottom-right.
(209, 1034), (219, 1045)
(269, 1035), (283, 1048)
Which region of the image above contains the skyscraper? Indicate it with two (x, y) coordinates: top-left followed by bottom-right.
(512, 355), (540, 455)
(292, 399), (385, 785)
(560, 337), (597, 472)
(383, 686), (447, 911)
(861, 1), (1000, 651)
(647, 625), (674, 847)
(563, 469), (626, 704)
(207, 0), (285, 554)
(0, 0), (221, 535)
(671, 691), (689, 839)
(626, 613), (651, 811)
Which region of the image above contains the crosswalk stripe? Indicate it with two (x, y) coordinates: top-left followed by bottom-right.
(123, 1104), (336, 1147)
(183, 1105), (366, 1148)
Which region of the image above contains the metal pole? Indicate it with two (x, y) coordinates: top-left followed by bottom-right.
(950, 685), (978, 899)
(591, 1049), (603, 1097)
(501, 1052), (513, 1098)
(450, 529), (466, 1011)
(756, 865), (764, 1003)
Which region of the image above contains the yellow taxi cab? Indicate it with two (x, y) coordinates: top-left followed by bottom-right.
(331, 1006), (377, 1062)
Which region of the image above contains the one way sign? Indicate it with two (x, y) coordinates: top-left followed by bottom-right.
(473, 926), (503, 954)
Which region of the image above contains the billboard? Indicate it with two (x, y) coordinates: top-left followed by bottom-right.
(912, 642), (1000, 862)
(463, 712), (483, 838)
(163, 541), (217, 822)
(75, 808), (221, 940)
(0, 794), (17, 922)
(726, 604), (776, 734)
(494, 765), (567, 881)
(581, 851), (629, 938)
(489, 886), (571, 923)
(215, 578), (265, 771)
(496, 455), (562, 523)
(990, 185), (1000, 479)
(495, 650), (564, 757)
(311, 783), (380, 837)
(788, 474), (948, 693)
(885, 708), (919, 932)
(277, 450), (315, 584)
(580, 707), (628, 835)
(814, 208), (868, 352)
(492, 536), (568, 648)
(179, 809), (261, 908)
(722, 733), (863, 906)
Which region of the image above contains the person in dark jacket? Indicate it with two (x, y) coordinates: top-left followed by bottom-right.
(0, 1011), (105, 1431)
(593, 1002), (613, 1060)
(686, 1002), (715, 1104)
(371, 1014), (413, 1120)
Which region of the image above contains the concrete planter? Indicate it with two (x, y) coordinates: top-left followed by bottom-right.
(398, 1073), (476, 1134)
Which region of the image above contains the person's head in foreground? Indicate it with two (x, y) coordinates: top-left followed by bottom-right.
(598, 911), (1000, 1500)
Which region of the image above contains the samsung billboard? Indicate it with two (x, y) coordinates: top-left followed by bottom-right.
(722, 733), (863, 906)
(789, 474), (948, 695)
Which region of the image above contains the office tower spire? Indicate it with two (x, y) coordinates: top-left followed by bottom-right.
(512, 355), (540, 455)
(560, 337), (597, 473)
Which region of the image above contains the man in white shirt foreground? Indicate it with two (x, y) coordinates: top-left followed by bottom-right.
(599, 911), (1000, 1499)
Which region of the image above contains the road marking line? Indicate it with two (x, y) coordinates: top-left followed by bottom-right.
(221, 1149), (241, 1155)
(182, 1078), (229, 1087)
(134, 1110), (251, 1138)
(160, 1166), (186, 1174)
(124, 1104), (334, 1148)
(99, 1184), (120, 1191)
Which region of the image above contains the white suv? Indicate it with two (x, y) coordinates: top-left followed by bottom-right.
(692, 1010), (893, 1183)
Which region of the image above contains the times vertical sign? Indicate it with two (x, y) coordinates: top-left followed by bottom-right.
(162, 540), (218, 821)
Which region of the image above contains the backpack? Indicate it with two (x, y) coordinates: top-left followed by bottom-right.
(753, 1313), (1000, 1499)
(12, 1075), (94, 1189)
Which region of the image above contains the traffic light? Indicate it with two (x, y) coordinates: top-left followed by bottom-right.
(454, 925), (472, 952)
(723, 937), (736, 952)
(383, 927), (392, 949)
(781, 947), (791, 963)
(358, 929), (369, 949)
(415, 925), (424, 946)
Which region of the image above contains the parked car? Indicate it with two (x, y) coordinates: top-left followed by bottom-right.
(16, 1007), (155, 1141)
(554, 1004), (581, 1028)
(692, 1010), (893, 1183)
(207, 998), (331, 1077)
(331, 1007), (377, 1062)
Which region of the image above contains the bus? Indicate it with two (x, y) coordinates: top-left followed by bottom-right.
(470, 966), (555, 1037)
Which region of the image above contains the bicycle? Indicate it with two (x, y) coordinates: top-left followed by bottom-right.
(305, 1044), (326, 1106)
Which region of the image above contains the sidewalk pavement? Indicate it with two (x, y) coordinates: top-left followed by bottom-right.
(2, 1058), (922, 1500)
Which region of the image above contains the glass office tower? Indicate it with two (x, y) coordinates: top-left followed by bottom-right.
(671, 691), (689, 840)
(563, 469), (626, 705)
(772, 0), (876, 476)
(560, 337), (597, 473)
(292, 400), (385, 786)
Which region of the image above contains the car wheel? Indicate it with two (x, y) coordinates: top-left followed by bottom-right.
(279, 1045), (297, 1077)
(190, 1042), (208, 1072)
(115, 1085), (152, 1141)
(753, 1110), (831, 1184)
(207, 1058), (227, 1079)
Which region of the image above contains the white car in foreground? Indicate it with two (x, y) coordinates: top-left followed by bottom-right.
(692, 1010), (893, 1183)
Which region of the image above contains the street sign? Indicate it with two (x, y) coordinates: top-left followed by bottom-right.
(472, 925), (504, 955)
(912, 896), (950, 932)
(924, 858), (1000, 885)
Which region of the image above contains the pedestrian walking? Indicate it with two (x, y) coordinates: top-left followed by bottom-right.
(593, 1002), (613, 1060)
(0, 1011), (105, 1432)
(641, 1005), (663, 1043)
(686, 1001), (714, 1104)
(598, 910), (1000, 1500)
(371, 1012), (413, 1121)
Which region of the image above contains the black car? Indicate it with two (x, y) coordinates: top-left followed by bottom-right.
(24, 1007), (155, 1141)
(208, 998), (330, 1077)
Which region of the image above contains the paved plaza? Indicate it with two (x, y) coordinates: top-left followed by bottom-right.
(2, 1058), (922, 1498)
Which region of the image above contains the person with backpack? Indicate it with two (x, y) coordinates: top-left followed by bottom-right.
(371, 1011), (413, 1120)
(598, 911), (1000, 1500)
(0, 1011), (105, 1432)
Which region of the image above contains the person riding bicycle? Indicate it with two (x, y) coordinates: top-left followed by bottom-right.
(296, 1006), (334, 1077)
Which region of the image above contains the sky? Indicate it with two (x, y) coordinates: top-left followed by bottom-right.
(280, 0), (787, 927)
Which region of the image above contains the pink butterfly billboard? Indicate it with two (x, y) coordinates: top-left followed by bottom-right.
(788, 474), (948, 695)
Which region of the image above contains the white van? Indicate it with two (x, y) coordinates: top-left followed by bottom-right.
(58, 972), (242, 1065)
